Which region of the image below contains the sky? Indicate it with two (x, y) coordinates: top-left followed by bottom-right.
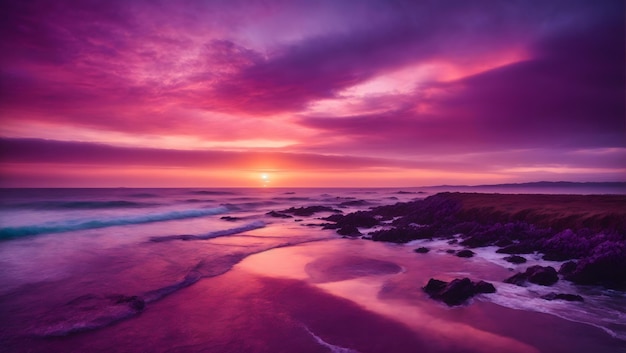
(0, 0), (624, 187)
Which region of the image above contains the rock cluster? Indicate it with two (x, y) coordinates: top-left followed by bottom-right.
(504, 265), (559, 286)
(423, 278), (496, 306)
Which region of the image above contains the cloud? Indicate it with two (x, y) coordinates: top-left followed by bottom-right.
(297, 6), (625, 153)
(0, 0), (623, 186)
(0, 137), (471, 171)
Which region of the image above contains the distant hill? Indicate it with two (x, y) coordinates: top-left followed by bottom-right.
(476, 181), (626, 188)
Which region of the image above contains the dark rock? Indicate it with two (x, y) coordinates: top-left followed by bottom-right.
(321, 223), (341, 229)
(110, 295), (145, 311)
(503, 272), (529, 286)
(565, 242), (626, 290)
(438, 278), (476, 306)
(266, 211), (293, 218)
(504, 265), (558, 286)
(370, 226), (434, 243)
(495, 238), (514, 247)
(294, 219), (303, 222)
(475, 281), (496, 293)
(336, 225), (362, 237)
(526, 265), (559, 286)
(503, 255), (527, 264)
(541, 292), (584, 302)
(456, 250), (475, 258)
(446, 249), (456, 254)
(282, 206), (342, 217)
(323, 211), (380, 229)
(447, 239), (458, 244)
(496, 242), (535, 254)
(414, 247), (430, 254)
(423, 278), (496, 306)
(558, 261), (577, 276)
(460, 236), (492, 248)
(339, 200), (369, 207)
(220, 216), (241, 222)
(542, 252), (573, 261)
(423, 278), (447, 295)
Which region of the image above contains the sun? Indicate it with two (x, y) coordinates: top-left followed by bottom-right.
(260, 173), (270, 187)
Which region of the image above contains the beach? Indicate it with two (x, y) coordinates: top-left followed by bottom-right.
(1, 188), (625, 352)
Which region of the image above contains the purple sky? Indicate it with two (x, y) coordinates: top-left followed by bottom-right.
(0, 0), (624, 187)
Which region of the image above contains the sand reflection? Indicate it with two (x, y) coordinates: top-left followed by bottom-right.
(238, 239), (539, 353)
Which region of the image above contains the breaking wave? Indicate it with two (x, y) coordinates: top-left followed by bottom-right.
(5, 200), (157, 210)
(149, 220), (266, 242)
(0, 207), (229, 239)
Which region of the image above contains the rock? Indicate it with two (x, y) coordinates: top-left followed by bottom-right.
(541, 292), (584, 302)
(339, 200), (369, 207)
(503, 255), (527, 264)
(446, 249), (456, 254)
(423, 278), (496, 306)
(503, 272), (528, 286)
(282, 206), (342, 217)
(475, 281), (497, 293)
(526, 265), (559, 286)
(266, 211), (293, 218)
(110, 295), (145, 311)
(369, 226), (435, 243)
(220, 216), (241, 222)
(565, 242), (626, 290)
(336, 225), (362, 236)
(438, 278), (476, 306)
(558, 261), (577, 275)
(504, 265), (559, 286)
(496, 242), (535, 254)
(414, 247), (430, 254)
(456, 249), (475, 258)
(423, 278), (447, 295)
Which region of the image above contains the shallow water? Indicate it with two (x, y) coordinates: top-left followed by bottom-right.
(0, 188), (624, 352)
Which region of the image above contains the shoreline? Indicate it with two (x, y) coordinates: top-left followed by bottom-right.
(5, 237), (622, 353)
(2, 189), (624, 352)
(318, 192), (626, 290)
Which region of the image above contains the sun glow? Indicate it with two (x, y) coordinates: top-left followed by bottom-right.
(260, 173), (270, 187)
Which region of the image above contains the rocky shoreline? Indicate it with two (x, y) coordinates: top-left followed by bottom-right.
(303, 192), (626, 293)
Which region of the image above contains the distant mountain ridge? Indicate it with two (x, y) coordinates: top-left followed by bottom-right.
(431, 181), (626, 189)
(477, 181), (626, 188)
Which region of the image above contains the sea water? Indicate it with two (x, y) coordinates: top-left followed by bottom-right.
(0, 188), (624, 353)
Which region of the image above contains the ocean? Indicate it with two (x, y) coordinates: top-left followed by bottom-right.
(0, 187), (624, 353)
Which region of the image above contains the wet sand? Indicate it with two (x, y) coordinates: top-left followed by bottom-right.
(5, 238), (623, 353)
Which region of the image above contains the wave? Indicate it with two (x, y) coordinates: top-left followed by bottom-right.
(27, 236), (334, 338)
(30, 254), (250, 337)
(29, 258), (234, 337)
(127, 193), (159, 198)
(149, 221), (266, 242)
(0, 207), (229, 239)
(5, 200), (157, 210)
(303, 325), (360, 353)
(190, 190), (236, 195)
(483, 282), (626, 341)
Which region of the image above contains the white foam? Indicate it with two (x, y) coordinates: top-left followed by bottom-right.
(303, 325), (360, 353)
(482, 282), (626, 341)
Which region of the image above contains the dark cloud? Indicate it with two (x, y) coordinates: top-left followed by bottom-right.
(0, 137), (472, 171)
(298, 5), (625, 152)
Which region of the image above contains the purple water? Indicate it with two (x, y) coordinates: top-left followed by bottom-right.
(0, 188), (624, 352)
